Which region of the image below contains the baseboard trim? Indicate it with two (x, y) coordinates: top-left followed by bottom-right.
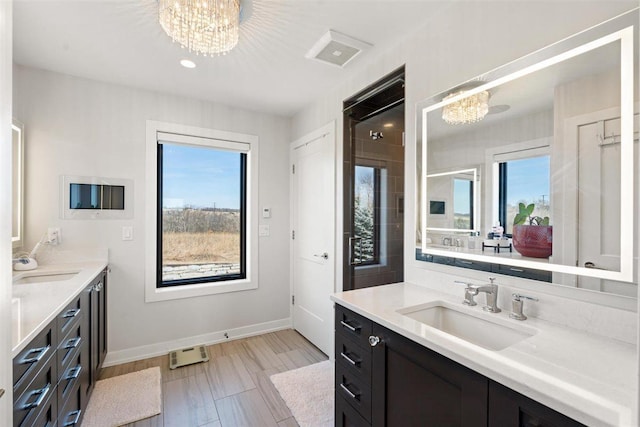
(102, 317), (293, 367)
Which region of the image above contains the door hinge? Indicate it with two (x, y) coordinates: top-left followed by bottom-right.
(292, 230), (295, 240)
(292, 295), (295, 305)
(292, 164), (295, 174)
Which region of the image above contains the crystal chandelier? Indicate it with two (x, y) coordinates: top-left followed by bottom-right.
(441, 90), (490, 125)
(159, 0), (240, 57)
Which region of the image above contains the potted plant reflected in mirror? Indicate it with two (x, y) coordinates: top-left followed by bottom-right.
(511, 203), (552, 258)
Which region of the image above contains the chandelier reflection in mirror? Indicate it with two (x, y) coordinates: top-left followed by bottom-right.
(441, 90), (490, 125)
(159, 0), (240, 56)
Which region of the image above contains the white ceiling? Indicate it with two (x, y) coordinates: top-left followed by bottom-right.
(13, 0), (446, 117)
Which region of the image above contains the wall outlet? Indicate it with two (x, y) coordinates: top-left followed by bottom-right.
(259, 225), (270, 237)
(47, 227), (61, 245)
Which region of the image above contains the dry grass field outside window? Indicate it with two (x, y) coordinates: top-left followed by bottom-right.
(163, 231), (241, 265)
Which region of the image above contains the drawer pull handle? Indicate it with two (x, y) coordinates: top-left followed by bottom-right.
(63, 409), (82, 426)
(19, 346), (49, 365)
(340, 352), (359, 366)
(339, 383), (359, 400)
(62, 308), (81, 319)
(64, 337), (81, 350)
(509, 267), (525, 272)
(65, 365), (82, 381)
(340, 321), (360, 333)
(369, 335), (380, 347)
(20, 384), (50, 410)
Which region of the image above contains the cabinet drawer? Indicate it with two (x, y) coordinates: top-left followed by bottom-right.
(14, 321), (57, 398)
(57, 296), (82, 341)
(13, 351), (57, 427)
(57, 345), (83, 410)
(28, 389), (57, 427)
(336, 360), (372, 423)
(492, 264), (552, 282)
(58, 324), (82, 375)
(336, 394), (370, 427)
(58, 381), (82, 427)
(336, 332), (371, 383)
(336, 305), (373, 350)
(454, 258), (492, 272)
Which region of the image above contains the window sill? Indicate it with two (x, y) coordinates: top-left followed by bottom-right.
(145, 278), (257, 303)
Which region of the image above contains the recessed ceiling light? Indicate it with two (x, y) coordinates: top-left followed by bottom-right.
(383, 123), (394, 128)
(180, 59), (196, 69)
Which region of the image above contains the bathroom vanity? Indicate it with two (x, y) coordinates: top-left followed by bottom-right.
(332, 283), (635, 426)
(11, 262), (108, 427)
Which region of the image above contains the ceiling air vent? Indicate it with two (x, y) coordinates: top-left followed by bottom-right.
(305, 30), (372, 68)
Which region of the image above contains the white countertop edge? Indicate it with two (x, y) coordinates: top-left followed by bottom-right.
(12, 260), (108, 358)
(331, 284), (635, 427)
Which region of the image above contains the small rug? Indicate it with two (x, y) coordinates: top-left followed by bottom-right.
(82, 367), (162, 427)
(270, 361), (334, 427)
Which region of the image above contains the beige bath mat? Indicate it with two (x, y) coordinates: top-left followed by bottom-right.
(270, 360), (334, 427)
(82, 367), (162, 427)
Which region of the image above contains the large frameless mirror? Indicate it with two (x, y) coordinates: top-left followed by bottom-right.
(417, 10), (638, 295)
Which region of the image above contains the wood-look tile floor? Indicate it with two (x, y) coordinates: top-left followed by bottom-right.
(98, 329), (329, 427)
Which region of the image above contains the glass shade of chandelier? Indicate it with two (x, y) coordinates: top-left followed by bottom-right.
(159, 0), (240, 57)
(442, 90), (490, 125)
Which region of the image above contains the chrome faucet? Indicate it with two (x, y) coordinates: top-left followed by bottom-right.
(510, 293), (538, 321)
(475, 278), (501, 313)
(441, 237), (452, 246)
(454, 280), (478, 306)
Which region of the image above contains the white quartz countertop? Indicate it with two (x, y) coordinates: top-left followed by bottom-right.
(331, 282), (637, 427)
(12, 261), (108, 358)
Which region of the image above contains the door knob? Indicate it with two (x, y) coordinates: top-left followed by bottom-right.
(313, 252), (329, 260)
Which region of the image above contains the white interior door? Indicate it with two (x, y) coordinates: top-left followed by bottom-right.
(291, 123), (335, 356)
(577, 114), (638, 295)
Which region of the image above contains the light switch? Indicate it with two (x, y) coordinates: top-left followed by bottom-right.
(122, 226), (133, 241)
(262, 207), (271, 218)
(259, 225), (270, 236)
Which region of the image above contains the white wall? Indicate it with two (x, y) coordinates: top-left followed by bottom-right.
(13, 65), (292, 363)
(0, 2), (12, 425)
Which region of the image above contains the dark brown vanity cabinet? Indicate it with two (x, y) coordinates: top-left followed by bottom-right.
(370, 322), (487, 427)
(335, 304), (584, 427)
(13, 268), (108, 427)
(79, 269), (108, 414)
(488, 381), (585, 427)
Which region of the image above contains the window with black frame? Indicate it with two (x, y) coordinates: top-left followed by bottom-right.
(157, 141), (246, 287)
(354, 165), (381, 265)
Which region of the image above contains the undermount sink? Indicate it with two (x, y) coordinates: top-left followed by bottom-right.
(397, 301), (536, 351)
(13, 270), (80, 285)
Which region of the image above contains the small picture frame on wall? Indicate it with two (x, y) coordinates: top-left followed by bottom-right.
(429, 200), (445, 215)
